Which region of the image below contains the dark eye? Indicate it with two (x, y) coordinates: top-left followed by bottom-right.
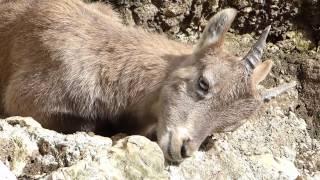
(198, 76), (209, 94)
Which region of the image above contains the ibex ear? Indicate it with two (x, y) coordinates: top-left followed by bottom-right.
(252, 60), (273, 86)
(194, 8), (237, 54)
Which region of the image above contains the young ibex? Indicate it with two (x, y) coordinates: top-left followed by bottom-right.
(0, 0), (295, 162)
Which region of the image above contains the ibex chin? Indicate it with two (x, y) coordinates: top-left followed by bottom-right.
(0, 0), (295, 162)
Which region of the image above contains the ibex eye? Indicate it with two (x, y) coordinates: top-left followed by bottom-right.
(198, 76), (209, 93)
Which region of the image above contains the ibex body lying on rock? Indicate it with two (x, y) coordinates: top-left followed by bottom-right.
(0, 0), (295, 162)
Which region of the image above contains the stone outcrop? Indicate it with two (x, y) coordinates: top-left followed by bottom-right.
(107, 0), (319, 45)
(0, 117), (167, 179)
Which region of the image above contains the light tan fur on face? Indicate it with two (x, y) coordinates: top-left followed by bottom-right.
(0, 1), (294, 162)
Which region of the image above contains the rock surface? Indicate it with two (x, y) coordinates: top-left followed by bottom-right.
(106, 0), (319, 45)
(0, 117), (166, 179)
(0, 161), (16, 180)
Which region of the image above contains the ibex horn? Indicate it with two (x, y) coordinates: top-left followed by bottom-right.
(243, 25), (271, 72)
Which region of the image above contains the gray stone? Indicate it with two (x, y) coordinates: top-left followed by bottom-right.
(0, 117), (167, 179)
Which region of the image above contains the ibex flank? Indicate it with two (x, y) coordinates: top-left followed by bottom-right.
(0, 0), (295, 162)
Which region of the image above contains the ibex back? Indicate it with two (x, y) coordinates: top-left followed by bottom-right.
(0, 0), (295, 162)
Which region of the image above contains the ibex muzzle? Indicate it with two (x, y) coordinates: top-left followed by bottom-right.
(0, 1), (295, 163)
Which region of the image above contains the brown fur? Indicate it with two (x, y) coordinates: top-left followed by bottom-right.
(0, 0), (282, 162)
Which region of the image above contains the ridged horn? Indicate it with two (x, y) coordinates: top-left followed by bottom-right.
(243, 25), (271, 72)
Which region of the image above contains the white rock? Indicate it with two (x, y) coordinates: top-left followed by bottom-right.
(0, 161), (17, 180)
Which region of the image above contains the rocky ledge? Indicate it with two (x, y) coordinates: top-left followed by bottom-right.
(0, 86), (319, 179)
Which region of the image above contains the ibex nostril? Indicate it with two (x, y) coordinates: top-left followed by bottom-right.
(181, 144), (188, 158)
(181, 139), (191, 158)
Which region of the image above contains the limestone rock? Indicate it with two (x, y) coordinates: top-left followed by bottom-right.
(0, 161), (16, 180)
(106, 0), (319, 46)
(45, 136), (167, 180)
(0, 117), (167, 179)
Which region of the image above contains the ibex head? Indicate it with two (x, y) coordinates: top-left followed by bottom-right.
(156, 8), (296, 162)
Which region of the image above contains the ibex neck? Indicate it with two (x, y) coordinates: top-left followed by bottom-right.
(98, 25), (193, 112)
